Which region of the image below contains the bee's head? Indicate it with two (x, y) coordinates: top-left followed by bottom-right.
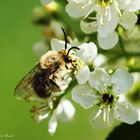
(62, 54), (72, 63)
(60, 27), (81, 72)
(58, 49), (79, 73)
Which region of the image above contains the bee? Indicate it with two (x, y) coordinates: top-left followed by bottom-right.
(14, 28), (80, 102)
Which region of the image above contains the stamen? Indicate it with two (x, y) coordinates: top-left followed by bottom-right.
(113, 0), (122, 16)
(101, 0), (106, 7)
(83, 7), (94, 19)
(93, 108), (102, 122)
(96, 0), (122, 25)
(87, 17), (97, 20)
(106, 105), (111, 126)
(100, 13), (104, 25)
(103, 107), (107, 122)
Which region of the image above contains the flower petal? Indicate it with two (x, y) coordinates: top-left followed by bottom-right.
(80, 20), (97, 34)
(76, 65), (90, 84)
(72, 83), (98, 109)
(62, 100), (75, 119)
(51, 38), (71, 51)
(118, 0), (140, 12)
(93, 54), (107, 67)
(57, 99), (75, 121)
(48, 113), (57, 135)
(119, 11), (138, 30)
(90, 105), (114, 129)
(125, 0), (140, 12)
(97, 31), (119, 50)
(112, 68), (134, 94)
(77, 42), (97, 63)
(117, 0), (127, 10)
(50, 20), (64, 38)
(65, 1), (93, 18)
(97, 5), (118, 38)
(89, 68), (111, 93)
(114, 102), (138, 124)
(137, 108), (140, 121)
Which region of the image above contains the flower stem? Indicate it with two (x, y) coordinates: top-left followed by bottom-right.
(119, 35), (128, 58)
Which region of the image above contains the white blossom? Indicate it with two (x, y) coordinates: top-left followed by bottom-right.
(48, 99), (75, 135)
(97, 31), (119, 50)
(66, 0), (139, 49)
(76, 42), (97, 63)
(33, 99), (75, 135)
(72, 68), (138, 127)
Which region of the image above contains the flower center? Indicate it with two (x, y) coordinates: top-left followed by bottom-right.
(101, 93), (114, 104)
(98, 0), (110, 6)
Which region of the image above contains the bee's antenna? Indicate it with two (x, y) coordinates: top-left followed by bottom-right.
(67, 46), (80, 55)
(61, 27), (67, 50)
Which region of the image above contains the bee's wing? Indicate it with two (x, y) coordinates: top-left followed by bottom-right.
(14, 63), (41, 101)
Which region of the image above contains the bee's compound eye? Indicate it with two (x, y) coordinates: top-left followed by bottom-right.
(64, 56), (72, 63)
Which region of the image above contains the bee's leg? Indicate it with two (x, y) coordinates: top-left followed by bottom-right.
(30, 103), (50, 122)
(24, 92), (34, 102)
(30, 104), (49, 113)
(52, 74), (58, 80)
(65, 65), (69, 69)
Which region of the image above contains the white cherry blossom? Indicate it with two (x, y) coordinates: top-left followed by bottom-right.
(48, 99), (75, 135)
(66, 0), (139, 49)
(72, 68), (138, 127)
(33, 99), (75, 135)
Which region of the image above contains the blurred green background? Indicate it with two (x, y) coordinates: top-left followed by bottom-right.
(0, 0), (112, 139)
